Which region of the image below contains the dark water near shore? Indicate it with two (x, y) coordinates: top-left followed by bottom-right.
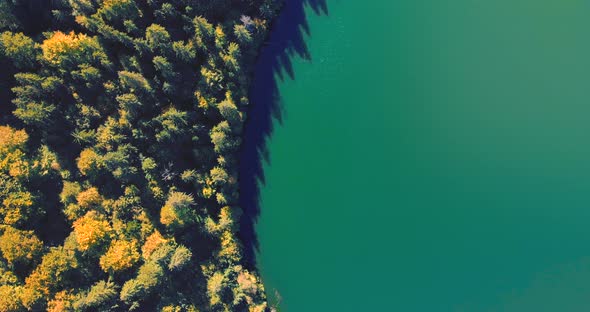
(242, 1), (590, 311)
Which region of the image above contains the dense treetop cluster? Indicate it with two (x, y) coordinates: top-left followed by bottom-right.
(0, 0), (280, 311)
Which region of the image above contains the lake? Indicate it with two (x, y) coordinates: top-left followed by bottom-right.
(242, 0), (590, 311)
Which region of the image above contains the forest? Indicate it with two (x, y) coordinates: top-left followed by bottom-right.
(0, 0), (280, 311)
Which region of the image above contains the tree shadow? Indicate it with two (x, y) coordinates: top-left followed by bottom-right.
(238, 0), (328, 268)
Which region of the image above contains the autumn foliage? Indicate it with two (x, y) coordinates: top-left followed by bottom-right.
(0, 0), (278, 310)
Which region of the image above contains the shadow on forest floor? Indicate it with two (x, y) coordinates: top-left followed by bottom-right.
(238, 0), (329, 269)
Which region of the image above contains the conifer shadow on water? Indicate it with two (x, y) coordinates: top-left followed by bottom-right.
(238, 0), (328, 283)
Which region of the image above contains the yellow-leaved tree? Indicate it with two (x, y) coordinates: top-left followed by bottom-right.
(0, 227), (43, 267)
(73, 211), (112, 252)
(77, 148), (103, 177)
(100, 239), (140, 273)
(0, 125), (30, 179)
(41, 31), (105, 67)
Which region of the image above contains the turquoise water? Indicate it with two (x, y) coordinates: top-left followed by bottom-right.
(248, 1), (590, 311)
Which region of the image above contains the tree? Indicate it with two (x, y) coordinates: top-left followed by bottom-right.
(209, 166), (228, 186)
(0, 31), (38, 68)
(0, 227), (43, 268)
(0, 262), (18, 285)
(210, 121), (239, 153)
(155, 108), (189, 143)
(71, 64), (103, 90)
(200, 64), (223, 89)
(0, 126), (28, 155)
(60, 181), (81, 206)
(141, 231), (167, 259)
(0, 0), (277, 310)
(160, 192), (196, 229)
(41, 31), (107, 68)
(193, 16), (214, 50)
(46, 291), (77, 312)
(218, 206), (240, 232)
(72, 211), (112, 252)
(23, 246), (78, 308)
(120, 261), (164, 305)
(0, 285), (24, 312)
(214, 25), (226, 50)
(77, 148), (103, 177)
(99, 239), (140, 273)
(68, 0), (100, 17)
(74, 280), (118, 311)
(36, 145), (60, 176)
(153, 55), (175, 80)
(96, 117), (126, 150)
(172, 41), (196, 63)
(233, 25), (252, 45)
(218, 96), (242, 128)
(110, 185), (141, 221)
(145, 24), (171, 52)
(217, 230), (241, 264)
(102, 144), (138, 181)
(1, 190), (36, 226)
(0, 126), (32, 181)
(117, 93), (142, 119)
(76, 187), (102, 209)
(221, 42), (241, 73)
(63, 186), (104, 221)
(0, 1), (19, 31)
(97, 0), (140, 22)
(11, 73), (61, 128)
(168, 245), (192, 271)
(11, 79), (58, 128)
(119, 70), (153, 94)
(206, 271), (228, 307)
(13, 102), (56, 128)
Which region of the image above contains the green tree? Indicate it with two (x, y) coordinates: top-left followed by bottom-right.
(117, 93), (142, 119)
(233, 24), (252, 45)
(60, 181), (82, 206)
(97, 0), (140, 22)
(153, 55), (175, 80)
(155, 108), (189, 143)
(160, 192), (196, 230)
(0, 31), (38, 68)
(11, 73), (60, 127)
(120, 261), (164, 305)
(0, 1), (19, 30)
(145, 24), (171, 52)
(77, 148), (103, 177)
(193, 16), (214, 50)
(218, 96), (242, 128)
(68, 0), (100, 17)
(210, 121), (239, 153)
(74, 280), (118, 311)
(172, 41), (196, 63)
(209, 166), (228, 186)
(168, 245), (192, 271)
(103, 144), (138, 181)
(119, 70), (153, 94)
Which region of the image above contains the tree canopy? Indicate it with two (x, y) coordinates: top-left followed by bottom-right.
(0, 0), (279, 310)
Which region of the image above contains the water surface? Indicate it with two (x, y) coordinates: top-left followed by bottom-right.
(246, 1), (590, 311)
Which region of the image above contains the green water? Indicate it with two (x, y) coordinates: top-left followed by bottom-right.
(252, 1), (590, 311)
